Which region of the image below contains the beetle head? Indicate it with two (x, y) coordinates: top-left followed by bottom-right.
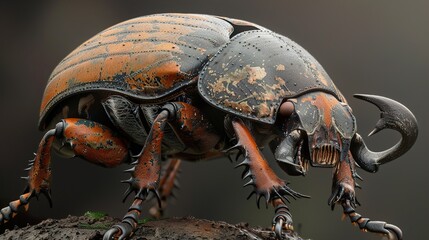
(273, 91), (356, 175)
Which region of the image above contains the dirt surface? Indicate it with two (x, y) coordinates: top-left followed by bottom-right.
(0, 215), (305, 240)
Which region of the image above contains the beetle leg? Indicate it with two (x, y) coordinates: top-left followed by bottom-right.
(105, 102), (223, 239)
(0, 118), (128, 224)
(329, 157), (402, 239)
(342, 200), (403, 240)
(0, 126), (55, 223)
(272, 198), (294, 239)
(328, 157), (357, 209)
(148, 158), (182, 219)
(231, 118), (308, 205)
(147, 101), (223, 218)
(105, 108), (169, 240)
(229, 118), (308, 238)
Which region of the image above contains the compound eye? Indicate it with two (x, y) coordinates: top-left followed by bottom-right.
(295, 101), (320, 134)
(331, 104), (356, 139)
(279, 101), (295, 118)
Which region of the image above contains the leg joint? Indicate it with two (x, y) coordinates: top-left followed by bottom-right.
(54, 121), (65, 138)
(160, 102), (180, 120)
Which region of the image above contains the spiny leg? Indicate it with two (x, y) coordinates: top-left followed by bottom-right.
(0, 125), (55, 223)
(104, 102), (222, 239)
(229, 118), (308, 238)
(104, 109), (168, 240)
(0, 118), (128, 224)
(329, 157), (402, 240)
(147, 100), (222, 218)
(328, 156), (358, 209)
(149, 158), (182, 219)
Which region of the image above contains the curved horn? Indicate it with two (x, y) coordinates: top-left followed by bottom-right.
(350, 94), (418, 172)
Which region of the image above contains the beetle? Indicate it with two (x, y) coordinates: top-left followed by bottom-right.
(0, 13), (417, 240)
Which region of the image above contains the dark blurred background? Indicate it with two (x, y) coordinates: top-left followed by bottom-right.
(0, 1), (427, 239)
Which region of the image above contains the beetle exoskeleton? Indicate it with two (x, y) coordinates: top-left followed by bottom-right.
(1, 13), (417, 240)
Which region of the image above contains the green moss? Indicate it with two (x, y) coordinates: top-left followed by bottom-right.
(138, 217), (154, 225)
(78, 212), (153, 230)
(84, 211), (108, 220)
(78, 211), (110, 229)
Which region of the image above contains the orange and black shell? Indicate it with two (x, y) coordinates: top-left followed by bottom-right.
(39, 13), (262, 128)
(39, 13), (344, 128)
(198, 30), (346, 124)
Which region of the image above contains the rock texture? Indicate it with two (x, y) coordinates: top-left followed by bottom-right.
(0, 215), (305, 240)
